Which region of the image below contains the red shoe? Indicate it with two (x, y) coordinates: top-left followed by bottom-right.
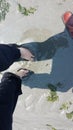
(62, 11), (73, 38)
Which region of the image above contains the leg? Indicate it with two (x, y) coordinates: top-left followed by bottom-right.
(0, 69), (29, 130)
(0, 72), (21, 130)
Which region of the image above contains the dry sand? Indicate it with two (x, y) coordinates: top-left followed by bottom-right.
(0, 0), (73, 130)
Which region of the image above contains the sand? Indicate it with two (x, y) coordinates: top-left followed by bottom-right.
(0, 0), (73, 130)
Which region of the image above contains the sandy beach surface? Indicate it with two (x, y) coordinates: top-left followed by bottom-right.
(0, 0), (73, 130)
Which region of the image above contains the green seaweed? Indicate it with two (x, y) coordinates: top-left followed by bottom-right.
(52, 128), (57, 130)
(46, 124), (57, 130)
(60, 103), (69, 110)
(48, 84), (57, 91)
(66, 111), (73, 119)
(47, 84), (59, 102)
(0, 0), (10, 21)
(47, 91), (59, 102)
(60, 101), (72, 110)
(18, 4), (37, 16)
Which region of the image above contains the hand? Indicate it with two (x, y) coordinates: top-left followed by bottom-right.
(19, 47), (34, 61)
(16, 69), (29, 78)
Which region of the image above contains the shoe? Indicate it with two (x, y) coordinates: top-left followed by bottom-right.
(62, 11), (73, 38)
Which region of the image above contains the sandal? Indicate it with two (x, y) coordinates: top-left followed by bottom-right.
(62, 11), (73, 38)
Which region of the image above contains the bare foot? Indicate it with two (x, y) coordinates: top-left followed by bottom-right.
(19, 47), (34, 61)
(16, 69), (29, 78)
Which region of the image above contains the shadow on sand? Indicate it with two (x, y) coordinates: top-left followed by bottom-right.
(22, 29), (73, 92)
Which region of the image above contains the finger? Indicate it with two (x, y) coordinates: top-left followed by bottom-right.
(30, 57), (35, 61)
